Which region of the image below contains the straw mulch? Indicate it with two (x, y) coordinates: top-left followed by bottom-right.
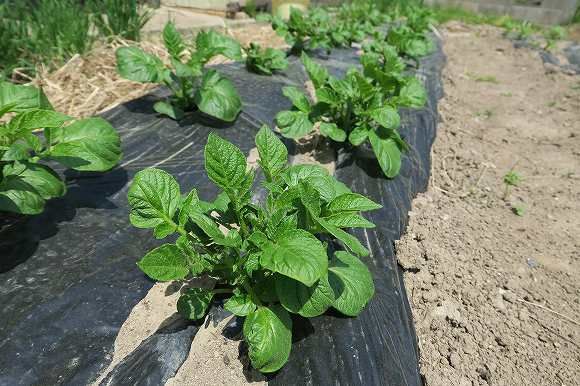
(22, 23), (285, 119)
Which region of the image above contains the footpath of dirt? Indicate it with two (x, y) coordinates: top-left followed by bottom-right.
(397, 22), (580, 386)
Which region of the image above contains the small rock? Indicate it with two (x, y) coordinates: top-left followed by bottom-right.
(449, 352), (462, 368)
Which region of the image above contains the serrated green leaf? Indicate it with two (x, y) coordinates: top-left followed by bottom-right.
(243, 305), (292, 373)
(194, 70), (241, 122)
(48, 117), (122, 172)
(255, 125), (287, 181)
(177, 288), (214, 320)
(368, 130), (402, 178)
(137, 244), (189, 281)
(204, 132), (247, 191)
(260, 229), (327, 286)
(116, 46), (165, 83)
(276, 274), (335, 317)
(329, 251), (374, 316)
(128, 168), (181, 229)
(224, 293), (257, 316)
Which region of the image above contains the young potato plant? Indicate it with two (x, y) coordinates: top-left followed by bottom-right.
(128, 126), (380, 373)
(0, 82), (121, 214)
(116, 21), (243, 121)
(244, 42), (288, 75)
(275, 54), (425, 178)
(271, 7), (331, 54)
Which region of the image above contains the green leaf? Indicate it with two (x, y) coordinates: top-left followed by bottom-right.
(224, 293), (257, 316)
(48, 117), (122, 171)
(2, 162), (65, 200)
(163, 21), (185, 60)
(282, 87), (311, 113)
(194, 70), (242, 122)
(369, 106), (400, 129)
(368, 131), (402, 178)
(128, 168), (181, 229)
(153, 101), (184, 120)
(301, 53), (328, 89)
(116, 46), (165, 83)
(243, 305), (292, 373)
(204, 132), (247, 191)
(329, 251), (374, 316)
(196, 30), (243, 62)
(8, 109), (71, 132)
(276, 274), (335, 317)
(178, 288), (214, 320)
(260, 229), (328, 286)
(0, 174), (45, 215)
(349, 126), (369, 146)
(137, 244), (189, 281)
(0, 82), (53, 113)
(276, 110), (313, 139)
(319, 122), (346, 142)
(315, 87), (340, 106)
(255, 125), (287, 180)
(281, 164), (328, 187)
(399, 77), (426, 108)
(316, 216), (369, 257)
(327, 193), (382, 213)
(321, 212), (375, 228)
(303, 175), (336, 202)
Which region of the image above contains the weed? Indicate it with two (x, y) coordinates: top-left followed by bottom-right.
(503, 170), (522, 199)
(89, 0), (152, 42)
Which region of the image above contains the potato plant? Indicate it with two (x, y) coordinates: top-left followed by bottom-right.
(128, 126), (379, 372)
(0, 82), (122, 214)
(244, 42), (288, 75)
(116, 21), (243, 121)
(275, 54), (425, 178)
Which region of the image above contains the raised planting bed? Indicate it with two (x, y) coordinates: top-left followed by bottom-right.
(0, 9), (445, 385)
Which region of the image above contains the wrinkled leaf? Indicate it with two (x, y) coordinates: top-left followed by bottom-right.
(137, 244), (189, 281)
(329, 251), (374, 316)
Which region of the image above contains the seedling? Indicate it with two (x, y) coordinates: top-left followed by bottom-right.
(116, 21), (243, 121)
(512, 205), (525, 216)
(0, 82), (122, 214)
(276, 53), (426, 179)
(129, 126), (379, 372)
(244, 42), (288, 75)
(503, 170), (522, 199)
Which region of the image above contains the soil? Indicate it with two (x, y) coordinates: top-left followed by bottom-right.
(397, 22), (580, 386)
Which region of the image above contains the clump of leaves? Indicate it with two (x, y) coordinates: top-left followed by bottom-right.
(0, 82), (122, 214)
(116, 22), (243, 121)
(129, 126), (379, 372)
(503, 170), (522, 199)
(245, 43), (288, 75)
(275, 53), (425, 178)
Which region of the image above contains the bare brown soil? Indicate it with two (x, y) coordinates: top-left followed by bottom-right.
(397, 22), (580, 386)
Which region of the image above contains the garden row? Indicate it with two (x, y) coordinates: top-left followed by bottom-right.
(0, 2), (444, 385)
